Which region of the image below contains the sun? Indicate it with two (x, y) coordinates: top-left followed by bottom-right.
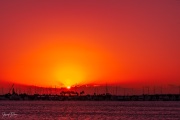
(54, 64), (86, 87)
(67, 86), (71, 90)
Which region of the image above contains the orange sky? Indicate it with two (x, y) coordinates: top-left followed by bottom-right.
(0, 0), (180, 88)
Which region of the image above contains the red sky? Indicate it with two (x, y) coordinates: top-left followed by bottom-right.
(0, 0), (180, 88)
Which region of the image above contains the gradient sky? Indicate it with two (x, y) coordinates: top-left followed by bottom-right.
(0, 0), (180, 88)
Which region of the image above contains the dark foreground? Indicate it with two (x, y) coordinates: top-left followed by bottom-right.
(0, 101), (180, 120)
(0, 93), (180, 101)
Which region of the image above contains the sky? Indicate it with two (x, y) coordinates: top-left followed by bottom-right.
(0, 0), (180, 88)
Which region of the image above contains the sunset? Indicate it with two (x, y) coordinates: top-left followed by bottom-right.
(0, 0), (180, 119)
(1, 0), (179, 89)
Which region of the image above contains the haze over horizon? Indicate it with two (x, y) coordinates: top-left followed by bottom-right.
(0, 0), (180, 89)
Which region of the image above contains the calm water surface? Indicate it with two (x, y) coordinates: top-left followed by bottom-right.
(0, 101), (180, 120)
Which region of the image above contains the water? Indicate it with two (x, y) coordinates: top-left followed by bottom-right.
(0, 101), (180, 120)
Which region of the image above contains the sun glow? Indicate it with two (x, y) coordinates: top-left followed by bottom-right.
(54, 63), (87, 87)
(67, 86), (71, 89)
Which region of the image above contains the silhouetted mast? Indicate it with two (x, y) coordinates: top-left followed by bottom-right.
(55, 86), (57, 95)
(115, 86), (118, 95)
(131, 88), (133, 96)
(9, 84), (14, 94)
(29, 87), (32, 95)
(94, 86), (96, 95)
(124, 88), (126, 96)
(143, 86), (149, 95)
(49, 87), (52, 95)
(75, 83), (77, 92)
(97, 87), (99, 95)
(106, 83), (108, 94)
(154, 86), (156, 95)
(1, 87), (3, 95)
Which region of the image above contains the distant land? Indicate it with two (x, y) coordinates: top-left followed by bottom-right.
(0, 81), (180, 101)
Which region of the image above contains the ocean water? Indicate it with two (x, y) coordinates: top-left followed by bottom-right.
(0, 101), (180, 120)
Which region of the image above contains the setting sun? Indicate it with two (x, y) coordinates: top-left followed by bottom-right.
(0, 1), (179, 119)
(67, 86), (71, 90)
(0, 0), (179, 90)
